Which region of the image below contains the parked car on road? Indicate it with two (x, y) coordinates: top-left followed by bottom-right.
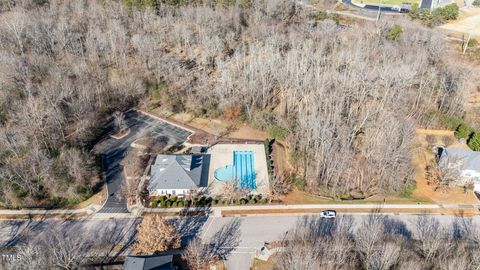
(320, 210), (336, 218)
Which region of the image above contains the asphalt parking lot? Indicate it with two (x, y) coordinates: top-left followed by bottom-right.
(96, 110), (192, 213)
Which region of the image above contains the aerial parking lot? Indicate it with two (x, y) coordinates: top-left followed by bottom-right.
(95, 110), (192, 213)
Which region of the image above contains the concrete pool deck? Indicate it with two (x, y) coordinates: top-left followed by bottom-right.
(207, 143), (270, 195)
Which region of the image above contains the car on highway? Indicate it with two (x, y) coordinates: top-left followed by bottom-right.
(320, 210), (336, 218)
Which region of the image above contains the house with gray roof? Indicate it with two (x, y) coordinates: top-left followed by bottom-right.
(148, 154), (210, 197)
(439, 147), (480, 192)
(123, 254), (177, 270)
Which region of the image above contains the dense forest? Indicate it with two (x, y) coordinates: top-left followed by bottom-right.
(0, 0), (475, 207)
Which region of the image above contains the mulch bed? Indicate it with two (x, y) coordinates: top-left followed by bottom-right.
(110, 128), (130, 139)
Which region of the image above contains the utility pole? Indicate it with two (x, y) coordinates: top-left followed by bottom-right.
(376, 5), (381, 22)
(376, 1), (386, 22)
(463, 23), (478, 55)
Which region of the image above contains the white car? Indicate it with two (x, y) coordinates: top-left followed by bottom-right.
(320, 210), (337, 219)
(391, 5), (401, 12)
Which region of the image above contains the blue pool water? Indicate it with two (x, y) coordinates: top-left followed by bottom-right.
(214, 151), (257, 190)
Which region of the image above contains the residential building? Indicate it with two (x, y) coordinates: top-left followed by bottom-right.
(123, 254), (177, 270)
(438, 147), (480, 191)
(147, 154), (210, 197)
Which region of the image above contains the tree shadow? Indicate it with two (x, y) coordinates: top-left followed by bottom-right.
(173, 206), (212, 245)
(208, 217), (242, 260)
(383, 216), (412, 239)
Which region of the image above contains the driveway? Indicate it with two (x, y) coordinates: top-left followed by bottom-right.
(95, 110), (192, 213)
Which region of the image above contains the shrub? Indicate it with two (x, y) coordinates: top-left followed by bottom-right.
(468, 38), (478, 48)
(312, 11), (328, 21)
(255, 194), (262, 201)
(157, 196), (166, 202)
(249, 199), (256, 204)
(455, 123), (474, 140)
(160, 201), (166, 208)
(267, 124), (288, 140)
(474, 0), (480, 6)
(399, 180), (416, 198)
(408, 3), (420, 20)
(261, 198), (268, 204)
(433, 3), (459, 20)
(240, 198), (247, 205)
(151, 200), (158, 207)
(166, 201), (171, 208)
(386, 24), (403, 41)
(169, 195), (177, 201)
(177, 200), (185, 207)
(172, 201), (178, 207)
(469, 132), (480, 151)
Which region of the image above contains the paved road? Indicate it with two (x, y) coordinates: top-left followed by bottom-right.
(200, 214), (480, 270)
(95, 110), (191, 213)
(0, 213), (477, 269)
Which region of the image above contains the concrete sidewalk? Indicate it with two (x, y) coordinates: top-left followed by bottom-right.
(1, 202), (478, 220)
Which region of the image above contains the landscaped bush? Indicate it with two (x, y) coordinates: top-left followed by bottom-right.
(264, 139), (274, 176)
(455, 123), (474, 140)
(151, 200), (158, 207)
(172, 201), (178, 207)
(433, 3), (459, 20)
(254, 194), (262, 201)
(177, 200), (184, 207)
(160, 201), (166, 208)
(249, 199), (256, 204)
(474, 0), (480, 6)
(166, 201), (171, 208)
(261, 198), (268, 204)
(468, 132), (480, 151)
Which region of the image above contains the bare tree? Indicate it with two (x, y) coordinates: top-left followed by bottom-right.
(113, 111), (127, 132)
(435, 155), (466, 191)
(182, 237), (216, 270)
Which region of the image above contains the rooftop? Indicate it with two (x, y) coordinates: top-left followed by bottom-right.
(123, 254), (176, 270)
(439, 147), (480, 172)
(148, 154), (210, 191)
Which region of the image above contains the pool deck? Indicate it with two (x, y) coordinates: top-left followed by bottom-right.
(207, 143), (270, 195)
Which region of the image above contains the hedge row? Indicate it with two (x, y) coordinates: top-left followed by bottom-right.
(150, 194), (268, 208)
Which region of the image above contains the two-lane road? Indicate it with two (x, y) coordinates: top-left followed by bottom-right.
(0, 213), (477, 269)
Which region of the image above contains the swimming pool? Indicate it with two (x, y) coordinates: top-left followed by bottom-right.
(214, 151), (257, 190)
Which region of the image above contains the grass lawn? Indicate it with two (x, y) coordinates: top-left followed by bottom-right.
(352, 0), (419, 6)
(281, 189), (433, 205)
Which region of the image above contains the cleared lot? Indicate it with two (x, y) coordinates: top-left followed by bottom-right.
(439, 8), (480, 39)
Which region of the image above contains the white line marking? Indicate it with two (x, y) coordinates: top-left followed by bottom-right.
(201, 217), (215, 240)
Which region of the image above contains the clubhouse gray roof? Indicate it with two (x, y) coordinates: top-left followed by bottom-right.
(148, 154), (209, 190)
(439, 147), (480, 172)
(123, 255), (176, 270)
